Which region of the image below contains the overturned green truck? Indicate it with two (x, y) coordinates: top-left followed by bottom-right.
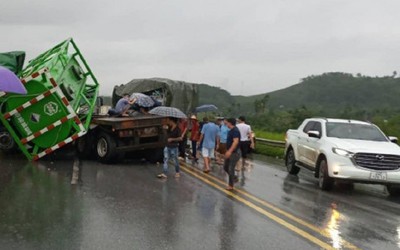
(0, 39), (99, 160)
(0, 39), (199, 163)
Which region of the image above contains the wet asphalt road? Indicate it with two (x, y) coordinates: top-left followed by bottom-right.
(0, 151), (399, 250)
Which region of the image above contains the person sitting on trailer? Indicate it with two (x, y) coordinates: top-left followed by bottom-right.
(108, 93), (136, 117)
(129, 107), (150, 117)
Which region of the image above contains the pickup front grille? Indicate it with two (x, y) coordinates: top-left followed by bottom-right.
(353, 153), (400, 171)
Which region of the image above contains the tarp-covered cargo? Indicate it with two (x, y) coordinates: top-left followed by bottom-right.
(0, 51), (26, 75)
(112, 78), (198, 114)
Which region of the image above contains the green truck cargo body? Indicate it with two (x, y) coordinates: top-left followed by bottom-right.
(0, 38), (99, 160)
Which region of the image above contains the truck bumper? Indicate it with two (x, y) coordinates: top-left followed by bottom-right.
(327, 155), (400, 184)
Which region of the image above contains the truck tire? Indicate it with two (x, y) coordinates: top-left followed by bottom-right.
(76, 135), (94, 159)
(318, 159), (334, 191)
(286, 149), (300, 175)
(386, 185), (400, 197)
(96, 132), (118, 163)
(0, 128), (17, 153)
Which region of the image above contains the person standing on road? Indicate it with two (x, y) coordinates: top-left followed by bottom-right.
(236, 116), (255, 164)
(189, 115), (200, 162)
(197, 117), (208, 153)
(224, 118), (241, 190)
(198, 117), (219, 173)
(216, 117), (229, 165)
(157, 117), (182, 179)
(178, 118), (188, 160)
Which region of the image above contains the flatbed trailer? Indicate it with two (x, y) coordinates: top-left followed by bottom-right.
(76, 114), (167, 163)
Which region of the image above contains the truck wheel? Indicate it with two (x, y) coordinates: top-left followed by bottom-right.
(96, 133), (118, 163)
(0, 129), (17, 153)
(76, 136), (94, 159)
(286, 149), (300, 175)
(386, 185), (400, 197)
(318, 159), (334, 191)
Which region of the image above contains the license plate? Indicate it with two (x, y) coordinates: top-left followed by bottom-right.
(370, 172), (387, 181)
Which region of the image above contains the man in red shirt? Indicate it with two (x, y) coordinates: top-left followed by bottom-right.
(189, 115), (200, 161)
(178, 118), (188, 160)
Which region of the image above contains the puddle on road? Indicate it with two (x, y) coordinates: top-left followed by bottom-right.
(0, 156), (83, 249)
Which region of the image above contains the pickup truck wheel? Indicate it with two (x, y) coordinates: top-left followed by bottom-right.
(286, 149), (300, 175)
(96, 133), (118, 163)
(386, 185), (400, 197)
(318, 159), (334, 191)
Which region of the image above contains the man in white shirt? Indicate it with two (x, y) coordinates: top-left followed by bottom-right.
(236, 116), (255, 161)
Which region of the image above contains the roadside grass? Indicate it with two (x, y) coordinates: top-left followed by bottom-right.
(253, 130), (285, 141)
(253, 130), (285, 158)
(254, 144), (285, 159)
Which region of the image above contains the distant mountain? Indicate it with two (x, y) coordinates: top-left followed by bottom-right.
(198, 72), (400, 116)
(103, 72), (400, 117)
(263, 72), (400, 114)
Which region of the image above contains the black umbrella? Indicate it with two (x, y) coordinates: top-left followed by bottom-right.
(195, 104), (218, 113)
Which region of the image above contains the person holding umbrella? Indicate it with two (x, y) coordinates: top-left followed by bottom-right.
(157, 117), (182, 179)
(149, 106), (187, 178)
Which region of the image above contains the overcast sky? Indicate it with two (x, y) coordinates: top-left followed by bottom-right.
(1, 0), (400, 96)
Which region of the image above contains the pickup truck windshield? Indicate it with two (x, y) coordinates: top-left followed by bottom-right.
(326, 122), (388, 141)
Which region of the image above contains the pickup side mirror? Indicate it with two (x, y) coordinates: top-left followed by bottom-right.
(388, 136), (398, 143)
(307, 130), (321, 139)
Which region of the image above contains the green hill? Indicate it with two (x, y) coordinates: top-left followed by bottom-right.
(264, 72), (400, 114)
(197, 72), (400, 116)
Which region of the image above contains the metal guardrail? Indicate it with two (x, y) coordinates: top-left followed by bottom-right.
(255, 138), (286, 148)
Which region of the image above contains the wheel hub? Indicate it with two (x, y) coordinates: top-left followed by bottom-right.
(0, 132), (15, 150)
(97, 138), (108, 157)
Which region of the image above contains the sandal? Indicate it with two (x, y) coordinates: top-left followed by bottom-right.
(175, 173), (181, 178)
(225, 186), (234, 191)
(203, 169), (210, 173)
(157, 173), (167, 179)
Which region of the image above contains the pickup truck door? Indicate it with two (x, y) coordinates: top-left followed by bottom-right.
(297, 121), (315, 165)
(302, 122), (322, 168)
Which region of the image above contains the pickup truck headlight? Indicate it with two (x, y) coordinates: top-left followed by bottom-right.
(332, 148), (354, 157)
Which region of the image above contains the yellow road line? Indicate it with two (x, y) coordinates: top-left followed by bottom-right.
(181, 166), (336, 250)
(181, 162), (360, 250)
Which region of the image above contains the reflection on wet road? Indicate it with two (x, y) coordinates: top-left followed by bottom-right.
(0, 152), (399, 249)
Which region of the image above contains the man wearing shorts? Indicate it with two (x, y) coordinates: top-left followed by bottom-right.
(236, 116), (255, 161)
(198, 118), (219, 173)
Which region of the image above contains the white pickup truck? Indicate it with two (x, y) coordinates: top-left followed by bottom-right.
(285, 118), (400, 196)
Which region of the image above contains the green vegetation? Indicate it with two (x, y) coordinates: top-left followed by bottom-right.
(253, 130), (285, 141)
(198, 72), (400, 137)
(254, 144), (285, 159)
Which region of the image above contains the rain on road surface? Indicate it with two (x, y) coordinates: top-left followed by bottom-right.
(0, 150), (399, 250)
